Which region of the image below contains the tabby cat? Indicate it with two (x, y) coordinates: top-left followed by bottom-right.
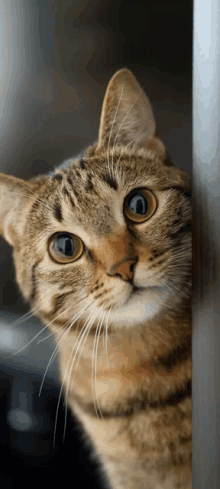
(0, 69), (191, 488)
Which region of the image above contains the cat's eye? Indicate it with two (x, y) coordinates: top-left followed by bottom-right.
(124, 188), (157, 223)
(48, 232), (83, 263)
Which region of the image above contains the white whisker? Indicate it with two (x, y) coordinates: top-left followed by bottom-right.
(9, 320), (49, 358)
(39, 300), (92, 398)
(9, 303), (73, 358)
(166, 282), (191, 301)
(62, 308), (97, 442)
(36, 294), (89, 345)
(104, 307), (112, 374)
(92, 310), (105, 420)
(169, 281), (191, 298)
(36, 319), (70, 345)
(9, 306), (40, 327)
(52, 305), (96, 446)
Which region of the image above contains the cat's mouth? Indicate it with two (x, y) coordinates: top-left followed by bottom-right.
(131, 285), (158, 295)
(130, 285), (146, 298)
(110, 284), (170, 325)
(132, 286), (139, 293)
(122, 284), (156, 307)
(123, 283), (143, 302)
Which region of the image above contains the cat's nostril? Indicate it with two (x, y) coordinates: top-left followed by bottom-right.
(108, 257), (137, 282)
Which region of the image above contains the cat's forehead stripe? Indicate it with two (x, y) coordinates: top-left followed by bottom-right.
(86, 173), (94, 191)
(53, 199), (63, 222)
(62, 186), (75, 209)
(103, 173), (118, 190)
(53, 173), (63, 181)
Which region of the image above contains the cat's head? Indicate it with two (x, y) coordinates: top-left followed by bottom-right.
(0, 69), (191, 331)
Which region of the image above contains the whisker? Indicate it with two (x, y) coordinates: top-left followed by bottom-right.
(171, 251), (192, 259)
(8, 315), (51, 358)
(165, 282), (191, 301)
(165, 283), (180, 301)
(92, 311), (106, 419)
(167, 273), (191, 280)
(9, 306), (41, 327)
(171, 257), (191, 264)
(39, 300), (92, 398)
(93, 312), (105, 420)
(36, 294), (89, 345)
(171, 262), (191, 269)
(169, 281), (191, 298)
(36, 319), (70, 345)
(52, 302), (94, 447)
(92, 311), (105, 420)
(104, 307), (112, 373)
(92, 323), (100, 420)
(170, 274), (190, 293)
(9, 302), (73, 358)
(62, 307), (99, 443)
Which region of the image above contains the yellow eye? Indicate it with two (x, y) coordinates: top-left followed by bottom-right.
(48, 232), (83, 264)
(124, 188), (157, 223)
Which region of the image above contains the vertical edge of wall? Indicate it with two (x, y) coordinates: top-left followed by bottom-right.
(193, 0), (220, 487)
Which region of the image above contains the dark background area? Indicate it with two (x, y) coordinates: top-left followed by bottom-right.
(0, 0), (192, 487)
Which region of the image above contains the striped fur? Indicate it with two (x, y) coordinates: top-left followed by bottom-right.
(0, 69), (191, 488)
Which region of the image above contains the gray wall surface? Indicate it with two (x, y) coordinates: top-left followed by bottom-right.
(193, 0), (220, 487)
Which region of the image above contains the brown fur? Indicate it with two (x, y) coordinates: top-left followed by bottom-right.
(0, 69), (191, 488)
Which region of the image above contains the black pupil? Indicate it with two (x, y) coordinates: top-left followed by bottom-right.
(56, 234), (74, 256)
(129, 194), (147, 214)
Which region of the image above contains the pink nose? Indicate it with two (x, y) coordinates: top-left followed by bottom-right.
(108, 258), (136, 282)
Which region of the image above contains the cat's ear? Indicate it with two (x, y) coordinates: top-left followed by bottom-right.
(97, 68), (156, 151)
(0, 173), (36, 246)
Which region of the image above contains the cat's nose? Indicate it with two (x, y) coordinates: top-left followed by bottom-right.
(108, 258), (137, 282)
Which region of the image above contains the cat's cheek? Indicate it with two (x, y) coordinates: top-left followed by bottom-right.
(106, 278), (132, 309)
(134, 267), (166, 288)
(89, 277), (132, 310)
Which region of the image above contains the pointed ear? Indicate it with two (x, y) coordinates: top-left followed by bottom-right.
(97, 68), (156, 151)
(0, 173), (36, 246)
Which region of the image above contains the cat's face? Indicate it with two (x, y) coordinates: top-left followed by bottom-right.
(0, 69), (191, 331)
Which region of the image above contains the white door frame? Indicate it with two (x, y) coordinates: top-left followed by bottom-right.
(193, 0), (220, 486)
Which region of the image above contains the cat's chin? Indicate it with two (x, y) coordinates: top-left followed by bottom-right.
(109, 286), (171, 328)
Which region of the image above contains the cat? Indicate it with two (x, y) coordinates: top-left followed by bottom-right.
(0, 68), (191, 489)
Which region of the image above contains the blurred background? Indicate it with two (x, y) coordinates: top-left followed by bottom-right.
(0, 0), (192, 487)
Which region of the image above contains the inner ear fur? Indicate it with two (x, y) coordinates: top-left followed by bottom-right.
(97, 68), (157, 151)
(0, 172), (36, 246)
